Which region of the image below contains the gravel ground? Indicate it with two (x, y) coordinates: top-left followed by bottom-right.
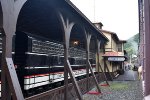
(83, 81), (144, 100)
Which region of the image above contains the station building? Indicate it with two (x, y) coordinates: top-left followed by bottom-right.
(94, 22), (126, 79)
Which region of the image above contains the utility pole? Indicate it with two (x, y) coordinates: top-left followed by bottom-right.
(93, 0), (96, 22)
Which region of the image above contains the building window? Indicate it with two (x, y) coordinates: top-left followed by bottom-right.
(118, 43), (122, 52)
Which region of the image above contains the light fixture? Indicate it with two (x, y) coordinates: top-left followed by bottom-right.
(73, 41), (79, 45)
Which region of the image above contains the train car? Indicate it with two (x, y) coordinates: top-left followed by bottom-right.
(0, 31), (96, 97)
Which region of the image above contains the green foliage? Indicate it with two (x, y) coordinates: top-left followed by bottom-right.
(133, 33), (139, 43)
(124, 33), (139, 55)
(124, 42), (132, 50)
(124, 41), (134, 55)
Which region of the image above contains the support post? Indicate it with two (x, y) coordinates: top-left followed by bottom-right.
(1, 0), (25, 99)
(87, 61), (101, 93)
(98, 62), (109, 85)
(66, 60), (83, 100)
(104, 58), (113, 81)
(86, 50), (89, 91)
(1, 35), (24, 100)
(1, 34), (11, 100)
(97, 40), (109, 86)
(5, 58), (25, 100)
(64, 44), (69, 100)
(86, 33), (101, 93)
(63, 32), (83, 100)
(60, 14), (83, 100)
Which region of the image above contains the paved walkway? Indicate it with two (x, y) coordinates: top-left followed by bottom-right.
(114, 70), (138, 81)
(82, 70), (144, 100)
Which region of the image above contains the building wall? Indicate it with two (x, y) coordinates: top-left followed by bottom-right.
(117, 43), (124, 52)
(112, 37), (118, 51)
(96, 49), (105, 72)
(103, 32), (112, 52)
(106, 60), (112, 72)
(103, 32), (117, 73)
(99, 52), (105, 72)
(103, 33), (125, 75)
(122, 43), (124, 52)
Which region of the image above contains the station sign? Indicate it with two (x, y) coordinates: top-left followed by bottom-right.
(108, 57), (125, 61)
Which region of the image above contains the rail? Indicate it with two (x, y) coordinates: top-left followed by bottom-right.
(25, 73), (102, 100)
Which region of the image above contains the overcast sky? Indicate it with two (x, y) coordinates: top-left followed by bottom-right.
(70, 0), (139, 40)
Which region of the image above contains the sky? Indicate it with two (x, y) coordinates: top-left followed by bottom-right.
(70, 0), (139, 40)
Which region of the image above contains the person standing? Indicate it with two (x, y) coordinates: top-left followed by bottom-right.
(138, 65), (143, 80)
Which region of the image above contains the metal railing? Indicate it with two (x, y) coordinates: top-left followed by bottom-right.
(25, 73), (102, 100)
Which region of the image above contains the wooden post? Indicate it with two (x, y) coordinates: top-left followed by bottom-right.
(87, 61), (101, 92)
(60, 14), (83, 100)
(1, 0), (25, 99)
(104, 58), (113, 81)
(86, 33), (101, 93)
(1, 35), (24, 100)
(1, 34), (11, 100)
(86, 50), (89, 91)
(66, 60), (83, 100)
(97, 40), (109, 86)
(64, 44), (69, 100)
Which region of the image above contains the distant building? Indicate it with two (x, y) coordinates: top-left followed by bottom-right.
(94, 22), (126, 78)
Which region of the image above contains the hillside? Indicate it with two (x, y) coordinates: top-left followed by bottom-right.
(124, 33), (139, 56)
